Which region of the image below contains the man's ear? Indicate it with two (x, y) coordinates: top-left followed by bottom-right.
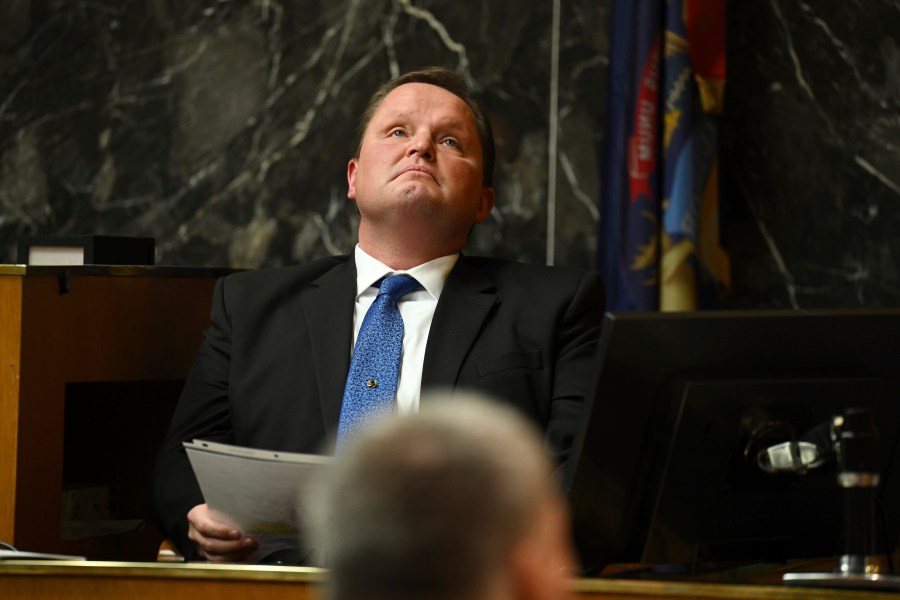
(347, 158), (359, 200)
(475, 187), (495, 223)
(507, 499), (576, 600)
(508, 534), (549, 600)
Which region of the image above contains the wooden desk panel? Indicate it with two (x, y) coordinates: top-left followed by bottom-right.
(1, 561), (897, 600)
(0, 266), (230, 559)
(0, 274), (24, 547)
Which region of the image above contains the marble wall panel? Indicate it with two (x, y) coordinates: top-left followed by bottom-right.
(722, 1), (900, 308)
(0, 0), (609, 271)
(3, 1), (899, 308)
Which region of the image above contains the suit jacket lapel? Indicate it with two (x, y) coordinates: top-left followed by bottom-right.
(422, 257), (498, 391)
(301, 258), (356, 432)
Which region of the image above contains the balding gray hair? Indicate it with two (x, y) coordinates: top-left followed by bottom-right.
(304, 392), (558, 600)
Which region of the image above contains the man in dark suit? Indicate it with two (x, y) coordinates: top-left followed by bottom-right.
(152, 66), (605, 562)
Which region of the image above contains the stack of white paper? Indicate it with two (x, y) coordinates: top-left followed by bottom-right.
(184, 439), (332, 562)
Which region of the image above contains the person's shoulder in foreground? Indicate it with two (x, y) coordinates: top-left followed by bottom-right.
(304, 391), (577, 600)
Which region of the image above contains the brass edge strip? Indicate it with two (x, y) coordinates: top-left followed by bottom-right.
(0, 560), (326, 582)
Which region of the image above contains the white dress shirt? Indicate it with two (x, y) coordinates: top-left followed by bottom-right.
(351, 245), (458, 413)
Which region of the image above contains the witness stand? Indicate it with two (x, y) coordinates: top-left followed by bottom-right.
(2, 266), (897, 599)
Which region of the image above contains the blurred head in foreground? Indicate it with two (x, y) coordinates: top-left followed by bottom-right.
(305, 392), (576, 600)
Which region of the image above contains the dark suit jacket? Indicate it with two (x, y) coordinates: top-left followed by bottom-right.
(152, 254), (605, 557)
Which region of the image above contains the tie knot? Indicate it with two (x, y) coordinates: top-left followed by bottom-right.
(378, 274), (420, 301)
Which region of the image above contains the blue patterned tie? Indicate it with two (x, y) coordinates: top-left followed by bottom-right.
(336, 274), (421, 447)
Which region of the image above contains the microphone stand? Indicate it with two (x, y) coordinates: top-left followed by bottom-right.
(783, 408), (900, 590)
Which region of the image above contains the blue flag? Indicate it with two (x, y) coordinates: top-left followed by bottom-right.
(599, 0), (729, 312)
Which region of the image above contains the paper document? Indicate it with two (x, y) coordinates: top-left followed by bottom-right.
(183, 439), (332, 562)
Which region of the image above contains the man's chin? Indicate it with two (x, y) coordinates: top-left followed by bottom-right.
(396, 180), (440, 200)
(372, 203), (449, 233)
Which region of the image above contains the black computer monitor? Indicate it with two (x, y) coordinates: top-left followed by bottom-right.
(564, 309), (900, 574)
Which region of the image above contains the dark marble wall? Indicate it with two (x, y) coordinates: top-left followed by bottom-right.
(0, 0), (608, 271)
(723, 1), (900, 308)
(2, 1), (899, 308)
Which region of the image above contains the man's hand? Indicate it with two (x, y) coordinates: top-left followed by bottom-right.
(187, 503), (259, 562)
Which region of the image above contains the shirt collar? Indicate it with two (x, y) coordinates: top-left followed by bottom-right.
(353, 245), (458, 301)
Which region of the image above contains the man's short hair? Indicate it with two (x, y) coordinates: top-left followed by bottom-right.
(354, 67), (496, 187)
(305, 392), (556, 600)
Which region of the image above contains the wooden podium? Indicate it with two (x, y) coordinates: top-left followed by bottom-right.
(0, 265), (230, 560)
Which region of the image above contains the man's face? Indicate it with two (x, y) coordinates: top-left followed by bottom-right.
(347, 83), (494, 250)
